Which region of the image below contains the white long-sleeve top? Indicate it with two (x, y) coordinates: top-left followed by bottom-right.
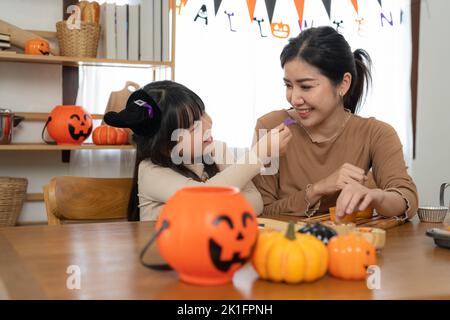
(137, 142), (264, 221)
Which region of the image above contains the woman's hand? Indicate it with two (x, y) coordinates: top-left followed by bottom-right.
(252, 123), (292, 162)
(313, 163), (368, 197)
(335, 183), (385, 219)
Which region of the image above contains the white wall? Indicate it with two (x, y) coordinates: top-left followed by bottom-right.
(412, 0), (450, 206)
(0, 1), (64, 224)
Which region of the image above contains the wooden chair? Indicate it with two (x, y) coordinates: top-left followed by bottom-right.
(43, 176), (133, 225)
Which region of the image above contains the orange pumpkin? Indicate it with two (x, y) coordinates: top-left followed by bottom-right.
(329, 207), (357, 223)
(46, 105), (92, 145)
(328, 234), (376, 280)
(25, 39), (50, 55)
(156, 186), (258, 285)
(92, 125), (128, 145)
(271, 22), (290, 39)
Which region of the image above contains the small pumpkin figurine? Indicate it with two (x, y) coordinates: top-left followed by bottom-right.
(25, 39), (50, 55)
(252, 222), (328, 284)
(92, 125), (128, 145)
(328, 234), (377, 280)
(299, 223), (337, 245)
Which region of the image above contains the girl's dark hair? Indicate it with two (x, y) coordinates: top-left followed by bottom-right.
(127, 81), (219, 221)
(280, 26), (372, 114)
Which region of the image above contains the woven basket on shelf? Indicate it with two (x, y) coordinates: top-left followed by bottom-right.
(56, 21), (100, 57)
(0, 177), (28, 227)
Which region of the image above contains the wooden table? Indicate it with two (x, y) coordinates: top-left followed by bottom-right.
(1, 216), (449, 300)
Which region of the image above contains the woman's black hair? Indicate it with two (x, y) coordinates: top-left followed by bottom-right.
(280, 26), (372, 114)
(106, 80), (219, 221)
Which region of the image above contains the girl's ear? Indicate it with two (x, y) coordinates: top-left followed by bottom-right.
(339, 72), (352, 96)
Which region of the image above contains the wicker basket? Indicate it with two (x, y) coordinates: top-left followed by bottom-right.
(0, 177), (28, 227)
(56, 21), (100, 57)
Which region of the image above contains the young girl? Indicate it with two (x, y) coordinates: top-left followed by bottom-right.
(104, 81), (292, 221)
(252, 26), (418, 220)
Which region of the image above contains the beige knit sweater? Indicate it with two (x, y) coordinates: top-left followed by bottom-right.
(137, 141), (263, 221)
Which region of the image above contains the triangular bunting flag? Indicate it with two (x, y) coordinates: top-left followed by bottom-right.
(214, 0), (222, 16)
(265, 0), (277, 24)
(246, 0), (257, 21)
(351, 0), (358, 14)
(322, 0), (331, 19)
(294, 0), (305, 25)
(378, 0), (382, 7)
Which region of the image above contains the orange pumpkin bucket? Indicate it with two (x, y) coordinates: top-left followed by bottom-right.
(142, 186), (258, 286)
(25, 39), (50, 55)
(42, 105), (93, 145)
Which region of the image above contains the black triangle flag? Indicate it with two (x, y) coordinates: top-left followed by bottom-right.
(322, 0), (331, 19)
(377, 0), (382, 7)
(265, 0), (277, 24)
(214, 0), (222, 16)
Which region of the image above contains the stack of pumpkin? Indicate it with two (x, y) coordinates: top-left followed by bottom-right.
(252, 222), (377, 284)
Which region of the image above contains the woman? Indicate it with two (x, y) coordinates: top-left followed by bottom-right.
(104, 80), (291, 221)
(252, 26), (418, 220)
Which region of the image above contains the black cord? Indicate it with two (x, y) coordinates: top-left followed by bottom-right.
(140, 219), (172, 271)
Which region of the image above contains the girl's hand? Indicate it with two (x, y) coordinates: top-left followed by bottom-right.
(313, 163), (368, 197)
(335, 183), (385, 219)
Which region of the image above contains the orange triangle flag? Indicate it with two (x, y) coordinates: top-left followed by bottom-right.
(294, 0), (305, 25)
(351, 0), (358, 13)
(247, 0), (257, 21)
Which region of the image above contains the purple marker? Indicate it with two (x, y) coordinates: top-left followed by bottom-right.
(283, 117), (296, 126)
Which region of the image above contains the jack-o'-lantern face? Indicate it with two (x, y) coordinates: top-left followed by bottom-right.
(209, 211), (258, 272)
(68, 113), (93, 141)
(271, 22), (290, 38)
(25, 39), (50, 55)
(328, 234), (376, 280)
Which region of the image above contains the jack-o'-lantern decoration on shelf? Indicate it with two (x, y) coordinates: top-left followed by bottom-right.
(92, 125), (128, 145)
(25, 39), (50, 55)
(252, 222), (328, 284)
(271, 22), (290, 39)
(328, 234), (376, 280)
(45, 105), (93, 145)
(154, 186), (258, 285)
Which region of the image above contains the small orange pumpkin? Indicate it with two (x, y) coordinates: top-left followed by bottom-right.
(46, 105), (92, 145)
(328, 234), (376, 280)
(25, 39), (50, 55)
(92, 125), (128, 145)
(271, 22), (290, 39)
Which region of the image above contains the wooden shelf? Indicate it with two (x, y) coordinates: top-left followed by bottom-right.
(16, 112), (104, 121)
(0, 143), (135, 151)
(0, 52), (172, 68)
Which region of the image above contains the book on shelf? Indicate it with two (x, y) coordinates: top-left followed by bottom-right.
(153, 0), (162, 61)
(0, 33), (11, 42)
(162, 0), (170, 62)
(98, 3), (117, 59)
(128, 5), (140, 61)
(116, 5), (128, 60)
(140, 0), (154, 61)
(0, 42), (11, 49)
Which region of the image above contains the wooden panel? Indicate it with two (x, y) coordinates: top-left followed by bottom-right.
(0, 143), (134, 150)
(0, 217), (449, 299)
(49, 176), (132, 220)
(16, 112), (104, 121)
(26, 193), (44, 202)
(0, 52), (172, 68)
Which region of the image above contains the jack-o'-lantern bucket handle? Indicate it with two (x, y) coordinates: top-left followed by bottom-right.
(140, 219), (172, 271)
(41, 117), (56, 145)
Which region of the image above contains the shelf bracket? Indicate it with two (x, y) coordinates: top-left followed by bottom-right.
(62, 150), (71, 163)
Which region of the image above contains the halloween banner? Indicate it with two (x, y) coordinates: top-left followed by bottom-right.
(214, 0), (223, 16)
(351, 0), (359, 14)
(265, 0), (277, 24)
(294, 0), (305, 25)
(246, 0), (257, 21)
(322, 0), (331, 19)
(378, 0), (383, 7)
